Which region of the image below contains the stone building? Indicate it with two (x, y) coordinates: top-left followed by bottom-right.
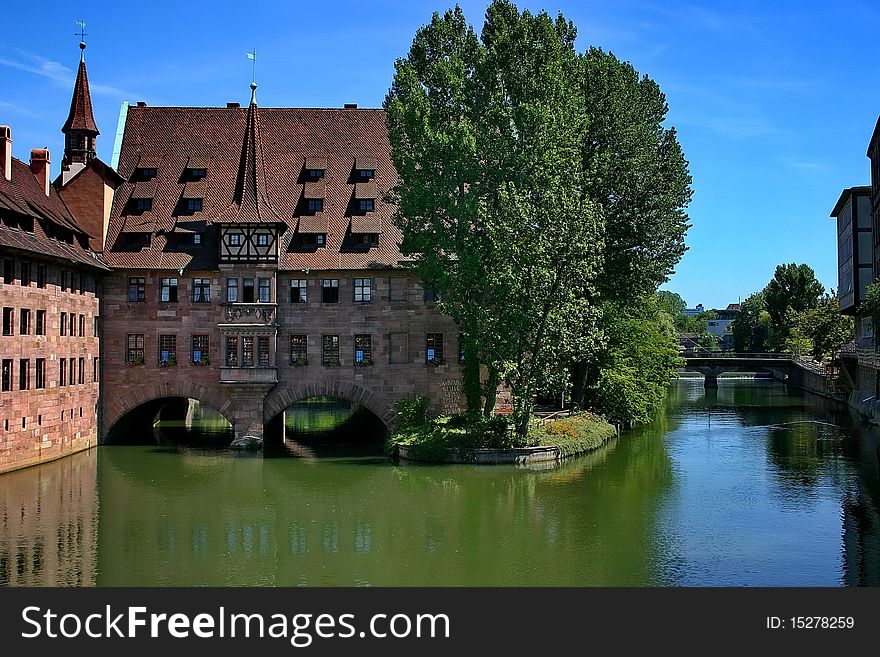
(0, 46), (109, 472)
(101, 84), (463, 444)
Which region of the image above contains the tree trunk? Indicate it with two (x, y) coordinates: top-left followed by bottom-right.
(462, 347), (482, 417)
(570, 360), (589, 409)
(482, 366), (500, 418)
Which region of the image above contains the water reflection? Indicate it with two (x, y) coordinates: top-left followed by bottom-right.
(2, 381), (880, 586)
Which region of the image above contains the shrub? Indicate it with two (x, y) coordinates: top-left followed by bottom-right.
(396, 395), (428, 429)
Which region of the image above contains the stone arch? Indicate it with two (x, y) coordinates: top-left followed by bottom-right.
(262, 381), (398, 431)
(102, 378), (236, 442)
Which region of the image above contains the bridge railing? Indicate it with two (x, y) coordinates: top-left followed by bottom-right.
(681, 351), (795, 360)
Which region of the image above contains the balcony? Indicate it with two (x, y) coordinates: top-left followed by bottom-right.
(221, 303), (277, 326)
(219, 366), (278, 385)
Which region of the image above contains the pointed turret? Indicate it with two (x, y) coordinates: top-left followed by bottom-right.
(61, 41), (99, 181)
(214, 83), (284, 224)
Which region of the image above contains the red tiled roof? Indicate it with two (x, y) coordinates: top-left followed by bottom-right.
(105, 104), (404, 271)
(0, 158), (108, 269)
(62, 58), (99, 135)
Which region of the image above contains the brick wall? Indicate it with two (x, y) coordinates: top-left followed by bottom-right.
(0, 253), (101, 473)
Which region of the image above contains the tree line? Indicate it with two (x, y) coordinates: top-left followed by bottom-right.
(384, 1), (691, 431)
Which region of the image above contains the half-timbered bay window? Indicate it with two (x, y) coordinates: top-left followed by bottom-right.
(354, 278), (372, 303)
(354, 335), (372, 365)
(290, 335), (307, 365)
(225, 336), (239, 366)
(226, 278), (239, 303)
(128, 277), (145, 302)
(193, 278), (211, 302)
(322, 279), (339, 303)
(322, 335), (340, 365)
(126, 334), (145, 365)
(220, 226), (278, 264)
(258, 278), (271, 303)
(192, 335), (209, 364)
(426, 333), (444, 364)
(158, 335), (177, 366)
(160, 278), (178, 303)
(290, 279), (307, 303)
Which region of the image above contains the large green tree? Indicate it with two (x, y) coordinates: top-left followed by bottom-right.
(385, 2), (604, 435)
(763, 263), (825, 351)
(570, 48), (692, 406)
(796, 292), (853, 359)
(731, 291), (770, 352)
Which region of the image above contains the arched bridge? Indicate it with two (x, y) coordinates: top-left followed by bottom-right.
(681, 352), (799, 388)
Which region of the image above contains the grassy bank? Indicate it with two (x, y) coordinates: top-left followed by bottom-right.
(391, 411), (617, 463)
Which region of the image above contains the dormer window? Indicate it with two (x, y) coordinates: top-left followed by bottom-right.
(357, 169), (375, 180)
(134, 198), (152, 213)
(186, 198), (203, 213)
(353, 233), (379, 247)
(184, 156), (209, 181)
(307, 198), (324, 213)
(134, 167), (157, 181)
(188, 168), (207, 180)
(306, 169), (324, 180)
(359, 199), (374, 212)
(355, 157), (377, 181)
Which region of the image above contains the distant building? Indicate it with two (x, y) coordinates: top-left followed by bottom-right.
(684, 303), (704, 317)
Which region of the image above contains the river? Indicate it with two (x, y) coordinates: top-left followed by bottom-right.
(2, 380), (879, 586)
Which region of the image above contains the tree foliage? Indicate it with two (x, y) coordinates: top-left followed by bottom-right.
(763, 263), (825, 351)
(795, 293), (852, 359)
(731, 292), (770, 352)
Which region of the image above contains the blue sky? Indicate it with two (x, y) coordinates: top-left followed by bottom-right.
(2, 1), (878, 309)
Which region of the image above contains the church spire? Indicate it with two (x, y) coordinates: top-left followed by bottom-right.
(62, 32), (99, 177)
(213, 82), (284, 224)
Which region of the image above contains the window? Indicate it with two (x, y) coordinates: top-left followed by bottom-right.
(258, 336), (270, 366)
(78, 357), (84, 385)
(355, 334), (372, 364)
(258, 278), (271, 303)
(134, 198), (153, 212)
(289, 279), (307, 303)
(69, 358), (75, 386)
(189, 168), (207, 180)
(322, 279), (339, 303)
(192, 335), (209, 364)
(126, 334), (145, 365)
(226, 336), (239, 366)
(2, 359), (12, 391)
(359, 199), (374, 212)
(229, 234), (241, 246)
(79, 314), (85, 337)
(193, 233), (202, 246)
(137, 167), (157, 180)
(128, 277), (145, 302)
(20, 262), (31, 286)
(354, 278), (372, 303)
(69, 313), (76, 336)
(35, 359), (46, 389)
(322, 335), (340, 365)
(19, 309), (30, 335)
(193, 278), (211, 303)
(307, 198), (324, 213)
(160, 278), (179, 302)
(426, 333), (444, 363)
(353, 233), (379, 247)
(60, 312), (66, 336)
(36, 264), (47, 288)
(19, 359), (29, 390)
(2, 307), (13, 335)
(424, 289), (441, 302)
(93, 357), (99, 382)
(93, 316), (98, 337)
(59, 359), (66, 386)
(257, 234), (269, 246)
(3, 259), (13, 283)
(298, 233), (325, 248)
(226, 278), (239, 302)
(459, 334), (466, 363)
(357, 169), (375, 180)
(242, 336), (254, 366)
(186, 198), (203, 213)
(290, 335), (307, 365)
(306, 169), (324, 180)
(242, 278), (255, 303)
(158, 335), (177, 365)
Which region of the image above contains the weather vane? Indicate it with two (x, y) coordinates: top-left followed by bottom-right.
(75, 20), (87, 44)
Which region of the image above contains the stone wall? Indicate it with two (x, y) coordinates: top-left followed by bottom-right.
(0, 257), (101, 473)
(100, 268), (464, 442)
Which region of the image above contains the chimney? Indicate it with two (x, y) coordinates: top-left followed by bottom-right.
(30, 148), (51, 196)
(227, 102), (240, 108)
(343, 103), (358, 109)
(0, 126), (11, 181)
